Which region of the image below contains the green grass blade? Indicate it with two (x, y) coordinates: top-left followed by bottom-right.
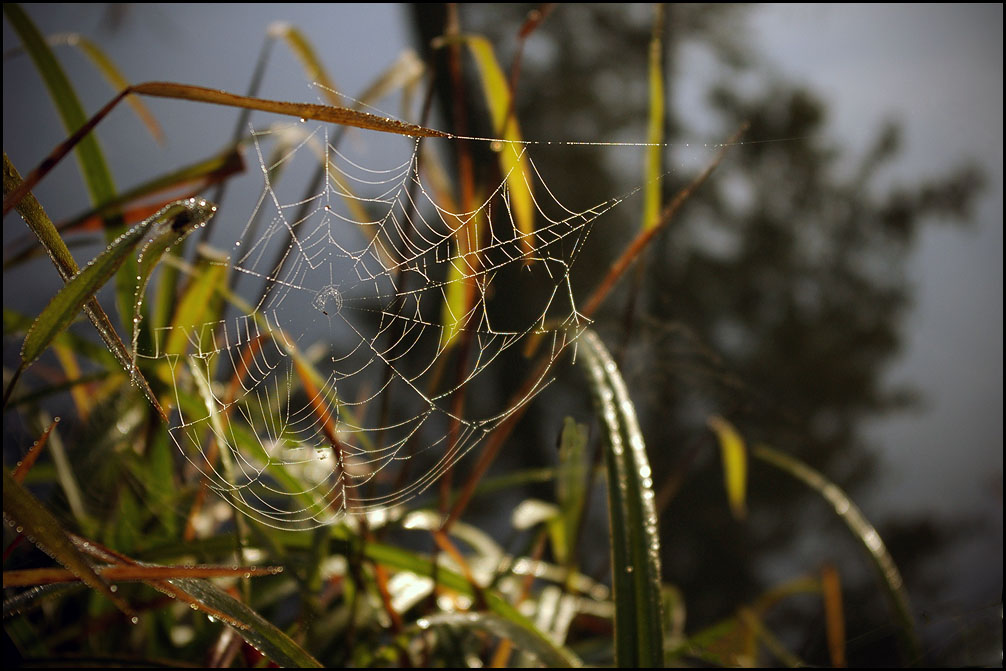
(578, 329), (664, 667)
(2, 468), (134, 618)
(556, 416), (589, 566)
(165, 578), (321, 668)
(3, 154), (163, 417)
(4, 5), (118, 209)
(2, 4), (138, 325)
(20, 198), (216, 366)
(707, 415), (748, 520)
(752, 444), (921, 662)
(414, 612), (582, 668)
(643, 4), (665, 231)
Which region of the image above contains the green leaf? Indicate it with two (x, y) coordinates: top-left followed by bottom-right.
(555, 416), (589, 566)
(2, 4), (139, 325)
(165, 577), (322, 668)
(643, 5), (665, 231)
(413, 611), (581, 668)
(752, 444), (921, 662)
(2, 468), (134, 618)
(707, 415), (748, 520)
(20, 198), (216, 366)
(577, 329), (664, 667)
(3, 5), (118, 211)
(2, 155), (163, 417)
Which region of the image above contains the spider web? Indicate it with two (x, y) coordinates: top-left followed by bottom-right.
(134, 122), (628, 529)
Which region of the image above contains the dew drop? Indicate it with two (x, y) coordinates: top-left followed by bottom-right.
(130, 616), (139, 625)
(109, 585), (118, 592)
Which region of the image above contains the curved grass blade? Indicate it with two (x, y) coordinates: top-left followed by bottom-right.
(20, 198), (217, 367)
(3, 154), (164, 419)
(414, 611), (581, 668)
(577, 329), (663, 667)
(752, 444), (921, 662)
(2, 468), (134, 618)
(3, 4), (145, 327)
(707, 415), (748, 520)
(166, 578), (321, 668)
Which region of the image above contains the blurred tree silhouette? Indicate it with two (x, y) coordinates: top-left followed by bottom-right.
(412, 4), (984, 664)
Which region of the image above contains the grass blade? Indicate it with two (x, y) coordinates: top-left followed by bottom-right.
(2, 4), (140, 325)
(707, 415), (748, 520)
(414, 611), (581, 668)
(556, 416), (589, 567)
(577, 329), (663, 667)
(2, 468), (134, 618)
(643, 4), (665, 231)
(267, 22), (341, 103)
(752, 444), (921, 662)
(2, 154), (165, 418)
(3, 5), (118, 211)
(167, 578), (322, 668)
(440, 34), (536, 255)
(20, 198), (216, 366)
(48, 32), (164, 144)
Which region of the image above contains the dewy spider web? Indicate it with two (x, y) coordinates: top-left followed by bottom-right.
(134, 121), (630, 529)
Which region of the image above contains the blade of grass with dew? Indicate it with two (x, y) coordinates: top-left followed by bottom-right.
(3, 155), (166, 419)
(162, 577), (322, 667)
(3, 81), (450, 217)
(577, 329), (663, 667)
(707, 415), (748, 520)
(752, 444), (921, 661)
(413, 612), (581, 668)
(3, 564), (282, 588)
(2, 468), (134, 618)
(20, 198), (217, 368)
